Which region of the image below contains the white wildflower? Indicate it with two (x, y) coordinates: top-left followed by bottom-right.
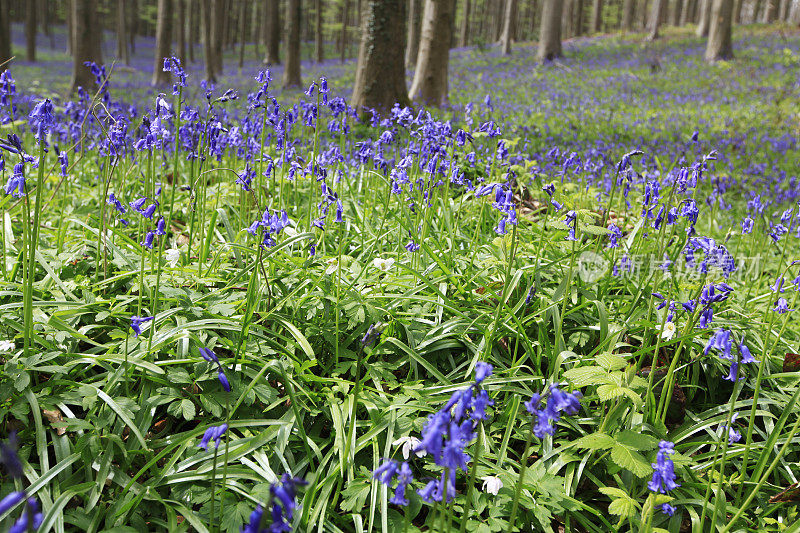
(661, 321), (676, 341)
(0, 340), (15, 352)
(481, 475), (503, 495)
(325, 258), (339, 275)
(165, 248), (181, 267)
(372, 257), (395, 272)
(392, 436), (425, 460)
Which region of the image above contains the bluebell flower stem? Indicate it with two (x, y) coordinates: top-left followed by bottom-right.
(458, 421), (484, 533)
(505, 417), (535, 532)
(210, 444), (219, 533)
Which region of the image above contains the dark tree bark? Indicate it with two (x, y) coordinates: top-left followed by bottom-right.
(117, 0), (130, 64)
(42, 0), (54, 48)
(459, 0), (470, 46)
(201, 0), (216, 81)
(130, 0), (138, 54)
(340, 0), (350, 62)
(673, 0), (684, 24)
(409, 0), (453, 105)
(66, 1), (73, 55)
(706, 0), (733, 59)
(351, 0), (409, 115)
(71, 0), (103, 92)
(591, 0), (603, 32)
(753, 0), (763, 22)
(153, 0), (174, 85)
(622, 0), (636, 30)
(733, 0), (743, 22)
(25, 0), (36, 61)
(697, 0), (711, 35)
(253, 1), (261, 56)
(647, 0), (664, 38)
(575, 0), (585, 35)
(537, 0), (563, 61)
(762, 0), (778, 21)
(780, 0), (791, 20)
(0, 0), (10, 70)
(188, 0), (196, 62)
(177, 0), (186, 65)
(315, 0), (324, 62)
(238, 0), (247, 69)
(500, 0), (517, 53)
(211, 0), (225, 74)
(493, 0), (505, 41)
(283, 0), (302, 88)
(682, 0), (696, 24)
(264, 0), (281, 64)
(563, 0), (573, 37)
(407, 0), (421, 66)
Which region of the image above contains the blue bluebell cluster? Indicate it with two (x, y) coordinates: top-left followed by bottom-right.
(242, 474), (306, 532)
(524, 384), (583, 439)
(0, 434), (43, 532)
(130, 315), (154, 337)
(198, 423), (228, 450)
(704, 328), (757, 381)
(648, 440), (680, 516)
(199, 347), (231, 392)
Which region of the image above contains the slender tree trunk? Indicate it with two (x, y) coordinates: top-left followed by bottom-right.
(642, 0), (650, 27)
(622, 0), (636, 29)
(459, 0), (471, 46)
(537, 0), (563, 61)
(202, 0), (216, 80)
(130, 0), (138, 54)
(283, 0), (302, 87)
(762, 0), (779, 21)
(732, 0), (743, 22)
(753, 0), (763, 21)
(0, 0), (10, 69)
(65, 1), (73, 55)
(253, 1), (261, 56)
(406, 0), (422, 66)
(409, 0), (453, 105)
(563, 0), (573, 37)
(696, 0), (711, 35)
(264, 0), (281, 64)
(315, 0), (324, 62)
(238, 0), (247, 69)
(575, 0), (584, 35)
(673, 0), (684, 23)
(493, 0), (505, 41)
(71, 0), (103, 91)
(25, 0), (36, 61)
(176, 0), (186, 65)
(647, 0), (664, 38)
(340, 0), (350, 62)
(705, 0), (733, 59)
(351, 0), (409, 115)
(152, 0), (174, 85)
(42, 0), (54, 48)
(500, 0), (517, 53)
(188, 0), (196, 62)
(591, 0), (603, 31)
(211, 0), (225, 74)
(117, 0), (130, 64)
(780, 0), (791, 20)
(682, 0), (696, 24)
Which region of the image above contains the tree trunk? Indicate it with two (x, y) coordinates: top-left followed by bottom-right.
(409, 0), (453, 105)
(406, 0), (422, 67)
(238, 0), (247, 69)
(705, 0), (733, 60)
(66, 1), (73, 55)
(71, 0), (103, 92)
(253, 1), (261, 56)
(42, 0), (54, 48)
(622, 0), (636, 29)
(500, 0), (517, 53)
(574, 0), (584, 35)
(152, 0), (174, 85)
(188, 0), (196, 62)
(351, 0), (409, 115)
(340, 0), (350, 62)
(493, 0), (505, 41)
(780, 0), (791, 20)
(762, 0), (779, 21)
(753, 0), (763, 21)
(177, 0), (186, 65)
(130, 0), (138, 54)
(202, 0), (216, 81)
(647, 0), (663, 38)
(459, 0), (471, 46)
(537, 0), (563, 61)
(642, 0), (650, 27)
(265, 0), (281, 64)
(0, 0), (10, 69)
(283, 0), (302, 87)
(117, 0), (130, 64)
(673, 0), (684, 23)
(315, 0), (324, 62)
(591, 0), (603, 32)
(682, 0), (697, 24)
(563, 0), (573, 37)
(25, 0), (36, 61)
(696, 0), (711, 35)
(211, 0), (225, 74)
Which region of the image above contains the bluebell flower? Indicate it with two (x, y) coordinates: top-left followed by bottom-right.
(155, 217), (166, 236)
(724, 361), (742, 382)
(775, 297), (792, 314)
(28, 98), (54, 145)
(389, 462), (413, 506)
(130, 315), (154, 336)
(141, 230), (155, 249)
(198, 423), (228, 450)
(742, 217), (753, 234)
(55, 146), (69, 176)
(474, 362), (493, 383)
(0, 432), (22, 478)
(648, 440), (679, 494)
(3, 162), (24, 198)
(8, 498), (42, 533)
(661, 503), (676, 516)
(721, 413), (741, 444)
(525, 385), (582, 439)
(0, 491), (25, 514)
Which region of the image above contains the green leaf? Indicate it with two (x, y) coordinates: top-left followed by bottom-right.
(573, 433), (615, 451)
(596, 352), (627, 371)
(610, 443), (652, 478)
(180, 399), (196, 421)
(615, 430), (659, 451)
(597, 383), (627, 401)
(608, 497), (638, 517)
(563, 366), (608, 387)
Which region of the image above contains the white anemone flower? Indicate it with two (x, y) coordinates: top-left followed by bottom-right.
(661, 321), (676, 341)
(392, 436), (425, 460)
(0, 340), (15, 352)
(481, 476), (503, 495)
(372, 258), (395, 272)
(325, 258), (339, 275)
(165, 248), (181, 267)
